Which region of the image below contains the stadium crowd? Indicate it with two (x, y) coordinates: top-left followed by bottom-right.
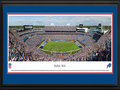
(9, 27), (111, 61)
(67, 30), (111, 61)
(45, 26), (76, 32)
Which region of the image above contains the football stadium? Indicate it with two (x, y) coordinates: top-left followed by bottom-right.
(9, 24), (111, 61)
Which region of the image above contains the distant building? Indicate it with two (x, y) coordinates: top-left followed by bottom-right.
(76, 28), (88, 33)
(76, 24), (88, 33)
(23, 25), (33, 31)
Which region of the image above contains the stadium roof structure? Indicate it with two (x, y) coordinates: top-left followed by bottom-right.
(45, 26), (76, 32)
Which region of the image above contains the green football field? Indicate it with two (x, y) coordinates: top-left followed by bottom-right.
(42, 41), (80, 52)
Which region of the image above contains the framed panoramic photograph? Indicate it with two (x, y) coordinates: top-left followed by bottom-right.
(0, 0), (120, 89)
(7, 13), (113, 74)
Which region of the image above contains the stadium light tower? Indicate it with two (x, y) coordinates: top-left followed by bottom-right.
(98, 23), (104, 34)
(98, 23), (102, 29)
(79, 24), (83, 28)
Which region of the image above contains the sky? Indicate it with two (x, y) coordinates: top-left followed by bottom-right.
(9, 15), (112, 26)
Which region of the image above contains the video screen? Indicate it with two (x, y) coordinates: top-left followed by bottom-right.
(8, 13), (113, 73)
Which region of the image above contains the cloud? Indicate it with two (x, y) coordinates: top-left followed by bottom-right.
(66, 23), (70, 26)
(9, 16), (112, 26)
(50, 23), (55, 26)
